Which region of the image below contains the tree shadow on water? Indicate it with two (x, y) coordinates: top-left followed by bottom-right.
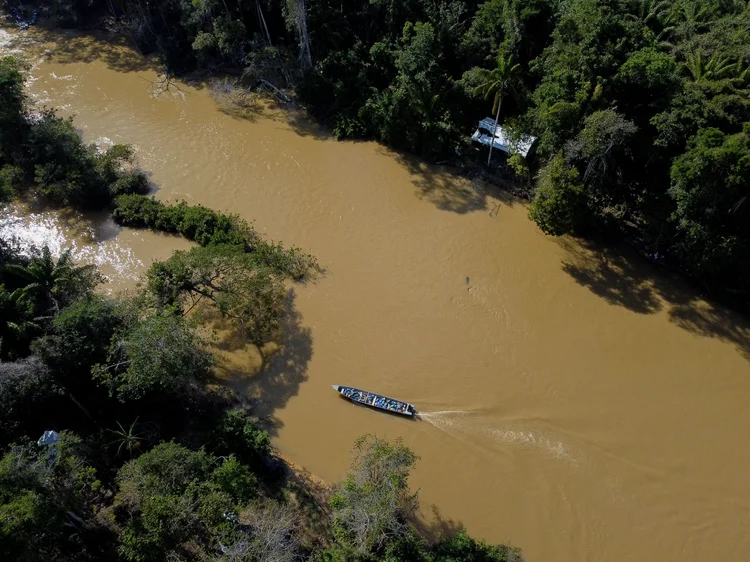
(283, 109), (332, 141)
(386, 149), (518, 215)
(217, 289), (313, 437)
(558, 238), (750, 361)
(559, 238), (664, 315)
(411, 504), (463, 543)
(30, 26), (160, 74)
(668, 298), (750, 362)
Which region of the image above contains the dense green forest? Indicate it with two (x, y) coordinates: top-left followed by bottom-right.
(0, 55), (521, 560)
(3, 1), (747, 557)
(12, 0), (749, 305)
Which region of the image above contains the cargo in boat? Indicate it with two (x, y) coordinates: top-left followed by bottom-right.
(332, 385), (416, 416)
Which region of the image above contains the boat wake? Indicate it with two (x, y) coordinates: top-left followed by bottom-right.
(418, 410), (474, 420)
(418, 409), (579, 464)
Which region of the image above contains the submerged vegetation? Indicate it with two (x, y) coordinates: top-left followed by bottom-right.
(0, 47), (519, 562)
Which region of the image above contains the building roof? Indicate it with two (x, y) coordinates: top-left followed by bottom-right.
(471, 118), (537, 158)
(37, 430), (60, 446)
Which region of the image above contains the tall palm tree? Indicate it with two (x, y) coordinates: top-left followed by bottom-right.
(662, 0), (713, 41)
(3, 246), (100, 317)
(473, 53), (521, 165)
(684, 52), (736, 83)
(634, 0), (669, 26)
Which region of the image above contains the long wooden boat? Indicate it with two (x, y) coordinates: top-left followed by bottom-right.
(332, 385), (416, 417)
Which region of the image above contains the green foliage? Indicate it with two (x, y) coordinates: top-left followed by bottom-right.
(0, 243), (103, 360)
(107, 418), (148, 459)
(113, 195), (317, 279)
(114, 442), (241, 562)
(38, 296), (125, 378)
(0, 164), (23, 203)
(362, 21), (460, 157)
(93, 315), (214, 401)
(210, 455), (258, 503)
(211, 409), (271, 465)
(528, 152), (588, 235)
(0, 431), (100, 561)
(0, 357), (57, 443)
(24, 110), (149, 208)
(433, 528), (521, 561)
(331, 434), (419, 555)
(563, 109), (638, 212)
(507, 152), (529, 179)
(669, 125), (750, 288)
(146, 245), (286, 346)
(0, 281), (39, 360)
(0, 56), (28, 164)
(0, 56), (148, 209)
(472, 52), (521, 118)
(615, 48), (679, 117)
(4, 246), (103, 318)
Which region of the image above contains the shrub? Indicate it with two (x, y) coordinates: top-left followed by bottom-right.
(113, 195), (317, 278)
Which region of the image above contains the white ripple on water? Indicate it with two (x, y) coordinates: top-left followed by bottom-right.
(420, 409), (579, 465)
(0, 209), (142, 280)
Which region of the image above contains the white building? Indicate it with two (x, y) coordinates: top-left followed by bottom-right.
(471, 118), (537, 159)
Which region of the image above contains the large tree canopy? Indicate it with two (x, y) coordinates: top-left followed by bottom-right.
(146, 245), (286, 347)
(93, 315), (214, 401)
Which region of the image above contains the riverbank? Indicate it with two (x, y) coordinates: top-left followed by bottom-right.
(7, 14), (747, 317)
(2, 24), (750, 562)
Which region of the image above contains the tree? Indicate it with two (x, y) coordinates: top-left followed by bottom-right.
(473, 52), (520, 165)
(684, 52), (737, 83)
(528, 152), (588, 236)
(433, 528), (522, 562)
(0, 356), (56, 443)
(330, 435), (419, 556)
(615, 48), (679, 118)
(0, 164), (23, 203)
(114, 442), (252, 562)
(363, 21), (459, 158)
(285, 0), (313, 72)
(0, 56), (28, 163)
(564, 110), (638, 197)
(3, 246), (103, 319)
(217, 501), (300, 562)
(0, 281), (40, 359)
(37, 296), (125, 379)
(668, 125), (750, 288)
(93, 315), (214, 401)
(146, 245), (286, 347)
(21, 109), (148, 208)
(0, 432), (100, 561)
(211, 409), (271, 466)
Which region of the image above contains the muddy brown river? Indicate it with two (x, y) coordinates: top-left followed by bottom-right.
(2, 26), (750, 562)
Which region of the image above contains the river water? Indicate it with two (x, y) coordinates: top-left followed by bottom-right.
(2, 26), (750, 562)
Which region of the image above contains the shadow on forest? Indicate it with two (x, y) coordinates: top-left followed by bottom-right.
(387, 149), (518, 215)
(216, 288), (313, 437)
(558, 238), (750, 361)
